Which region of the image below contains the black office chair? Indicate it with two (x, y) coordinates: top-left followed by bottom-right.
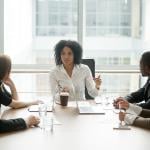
(81, 59), (95, 100)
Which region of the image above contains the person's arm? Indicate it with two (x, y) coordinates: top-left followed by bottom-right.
(8, 99), (40, 109)
(119, 112), (150, 129)
(0, 118), (27, 133)
(133, 117), (150, 129)
(138, 99), (150, 109)
(125, 87), (145, 103)
(4, 77), (19, 100)
(119, 100), (142, 115)
(0, 82), (40, 109)
(139, 109), (150, 118)
(0, 115), (40, 133)
(85, 66), (101, 98)
(94, 75), (102, 90)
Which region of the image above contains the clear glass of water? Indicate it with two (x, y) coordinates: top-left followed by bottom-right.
(43, 117), (54, 132)
(38, 103), (47, 117)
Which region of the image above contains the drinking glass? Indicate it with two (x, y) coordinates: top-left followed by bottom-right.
(38, 103), (47, 117)
(42, 116), (54, 132)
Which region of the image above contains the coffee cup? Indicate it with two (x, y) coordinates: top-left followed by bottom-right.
(60, 92), (69, 106)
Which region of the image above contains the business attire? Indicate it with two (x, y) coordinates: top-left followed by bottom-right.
(0, 81), (27, 133)
(125, 77), (150, 109)
(124, 104), (150, 129)
(49, 64), (99, 101)
(0, 119), (27, 133)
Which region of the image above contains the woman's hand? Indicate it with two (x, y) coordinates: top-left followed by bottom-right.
(4, 77), (19, 100)
(94, 75), (102, 90)
(3, 77), (15, 88)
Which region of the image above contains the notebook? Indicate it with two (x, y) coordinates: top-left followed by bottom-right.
(77, 101), (105, 114)
(28, 105), (53, 112)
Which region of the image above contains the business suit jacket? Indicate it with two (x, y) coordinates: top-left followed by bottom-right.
(125, 77), (150, 109)
(0, 81), (27, 133)
(0, 118), (27, 133)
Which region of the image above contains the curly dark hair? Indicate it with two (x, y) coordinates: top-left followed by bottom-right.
(54, 40), (83, 65)
(0, 54), (11, 80)
(140, 51), (150, 68)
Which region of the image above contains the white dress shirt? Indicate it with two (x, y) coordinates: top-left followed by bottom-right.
(49, 64), (99, 101)
(124, 104), (142, 125)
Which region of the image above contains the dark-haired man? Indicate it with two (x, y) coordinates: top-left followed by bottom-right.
(114, 51), (150, 109)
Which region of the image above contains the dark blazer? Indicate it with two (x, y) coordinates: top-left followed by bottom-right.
(0, 81), (27, 133)
(0, 81), (12, 106)
(0, 118), (27, 133)
(125, 77), (150, 109)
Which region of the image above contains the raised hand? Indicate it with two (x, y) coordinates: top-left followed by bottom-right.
(94, 75), (102, 90)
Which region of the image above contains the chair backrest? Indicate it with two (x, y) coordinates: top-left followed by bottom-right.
(81, 59), (95, 100)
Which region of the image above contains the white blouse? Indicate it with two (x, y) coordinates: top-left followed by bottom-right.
(49, 64), (99, 101)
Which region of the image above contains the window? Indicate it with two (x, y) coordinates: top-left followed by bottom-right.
(35, 0), (77, 37)
(3, 0), (149, 94)
(86, 0), (132, 37)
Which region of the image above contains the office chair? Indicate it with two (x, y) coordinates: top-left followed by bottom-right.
(81, 59), (95, 100)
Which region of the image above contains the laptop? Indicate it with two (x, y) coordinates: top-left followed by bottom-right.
(76, 100), (105, 115)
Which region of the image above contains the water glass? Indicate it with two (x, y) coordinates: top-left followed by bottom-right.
(43, 117), (54, 132)
(38, 103), (47, 117)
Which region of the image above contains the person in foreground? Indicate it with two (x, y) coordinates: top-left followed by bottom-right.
(49, 40), (102, 101)
(0, 54), (40, 108)
(118, 99), (150, 129)
(0, 115), (40, 133)
(114, 51), (150, 109)
(0, 54), (40, 133)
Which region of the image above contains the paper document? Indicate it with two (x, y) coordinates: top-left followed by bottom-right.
(77, 101), (105, 114)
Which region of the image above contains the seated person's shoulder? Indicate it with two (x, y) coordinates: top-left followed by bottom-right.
(0, 83), (12, 106)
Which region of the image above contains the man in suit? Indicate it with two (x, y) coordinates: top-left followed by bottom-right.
(114, 51), (150, 109)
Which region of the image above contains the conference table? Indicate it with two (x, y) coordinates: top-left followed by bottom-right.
(0, 98), (150, 150)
